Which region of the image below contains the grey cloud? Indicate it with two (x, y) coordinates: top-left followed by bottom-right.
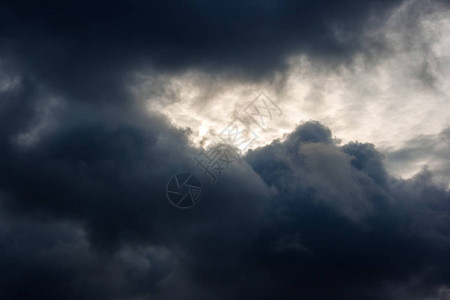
(1, 86), (450, 299)
(0, 0), (409, 106)
(385, 127), (450, 185)
(0, 1), (450, 299)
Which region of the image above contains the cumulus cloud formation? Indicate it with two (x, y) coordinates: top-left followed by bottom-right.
(1, 105), (450, 299)
(0, 0), (450, 299)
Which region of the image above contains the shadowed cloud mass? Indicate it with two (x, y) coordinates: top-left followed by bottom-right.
(0, 0), (450, 299)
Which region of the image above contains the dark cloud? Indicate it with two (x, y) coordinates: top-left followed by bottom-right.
(1, 1), (450, 299)
(0, 0), (406, 103)
(0, 73), (449, 299)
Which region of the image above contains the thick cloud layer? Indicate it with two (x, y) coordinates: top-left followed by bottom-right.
(1, 0), (450, 299)
(0, 0), (407, 104)
(1, 74), (450, 299)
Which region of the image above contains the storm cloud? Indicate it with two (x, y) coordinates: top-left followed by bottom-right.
(0, 0), (407, 103)
(1, 0), (450, 299)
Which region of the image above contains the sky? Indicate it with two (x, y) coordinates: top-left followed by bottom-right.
(0, 0), (450, 299)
